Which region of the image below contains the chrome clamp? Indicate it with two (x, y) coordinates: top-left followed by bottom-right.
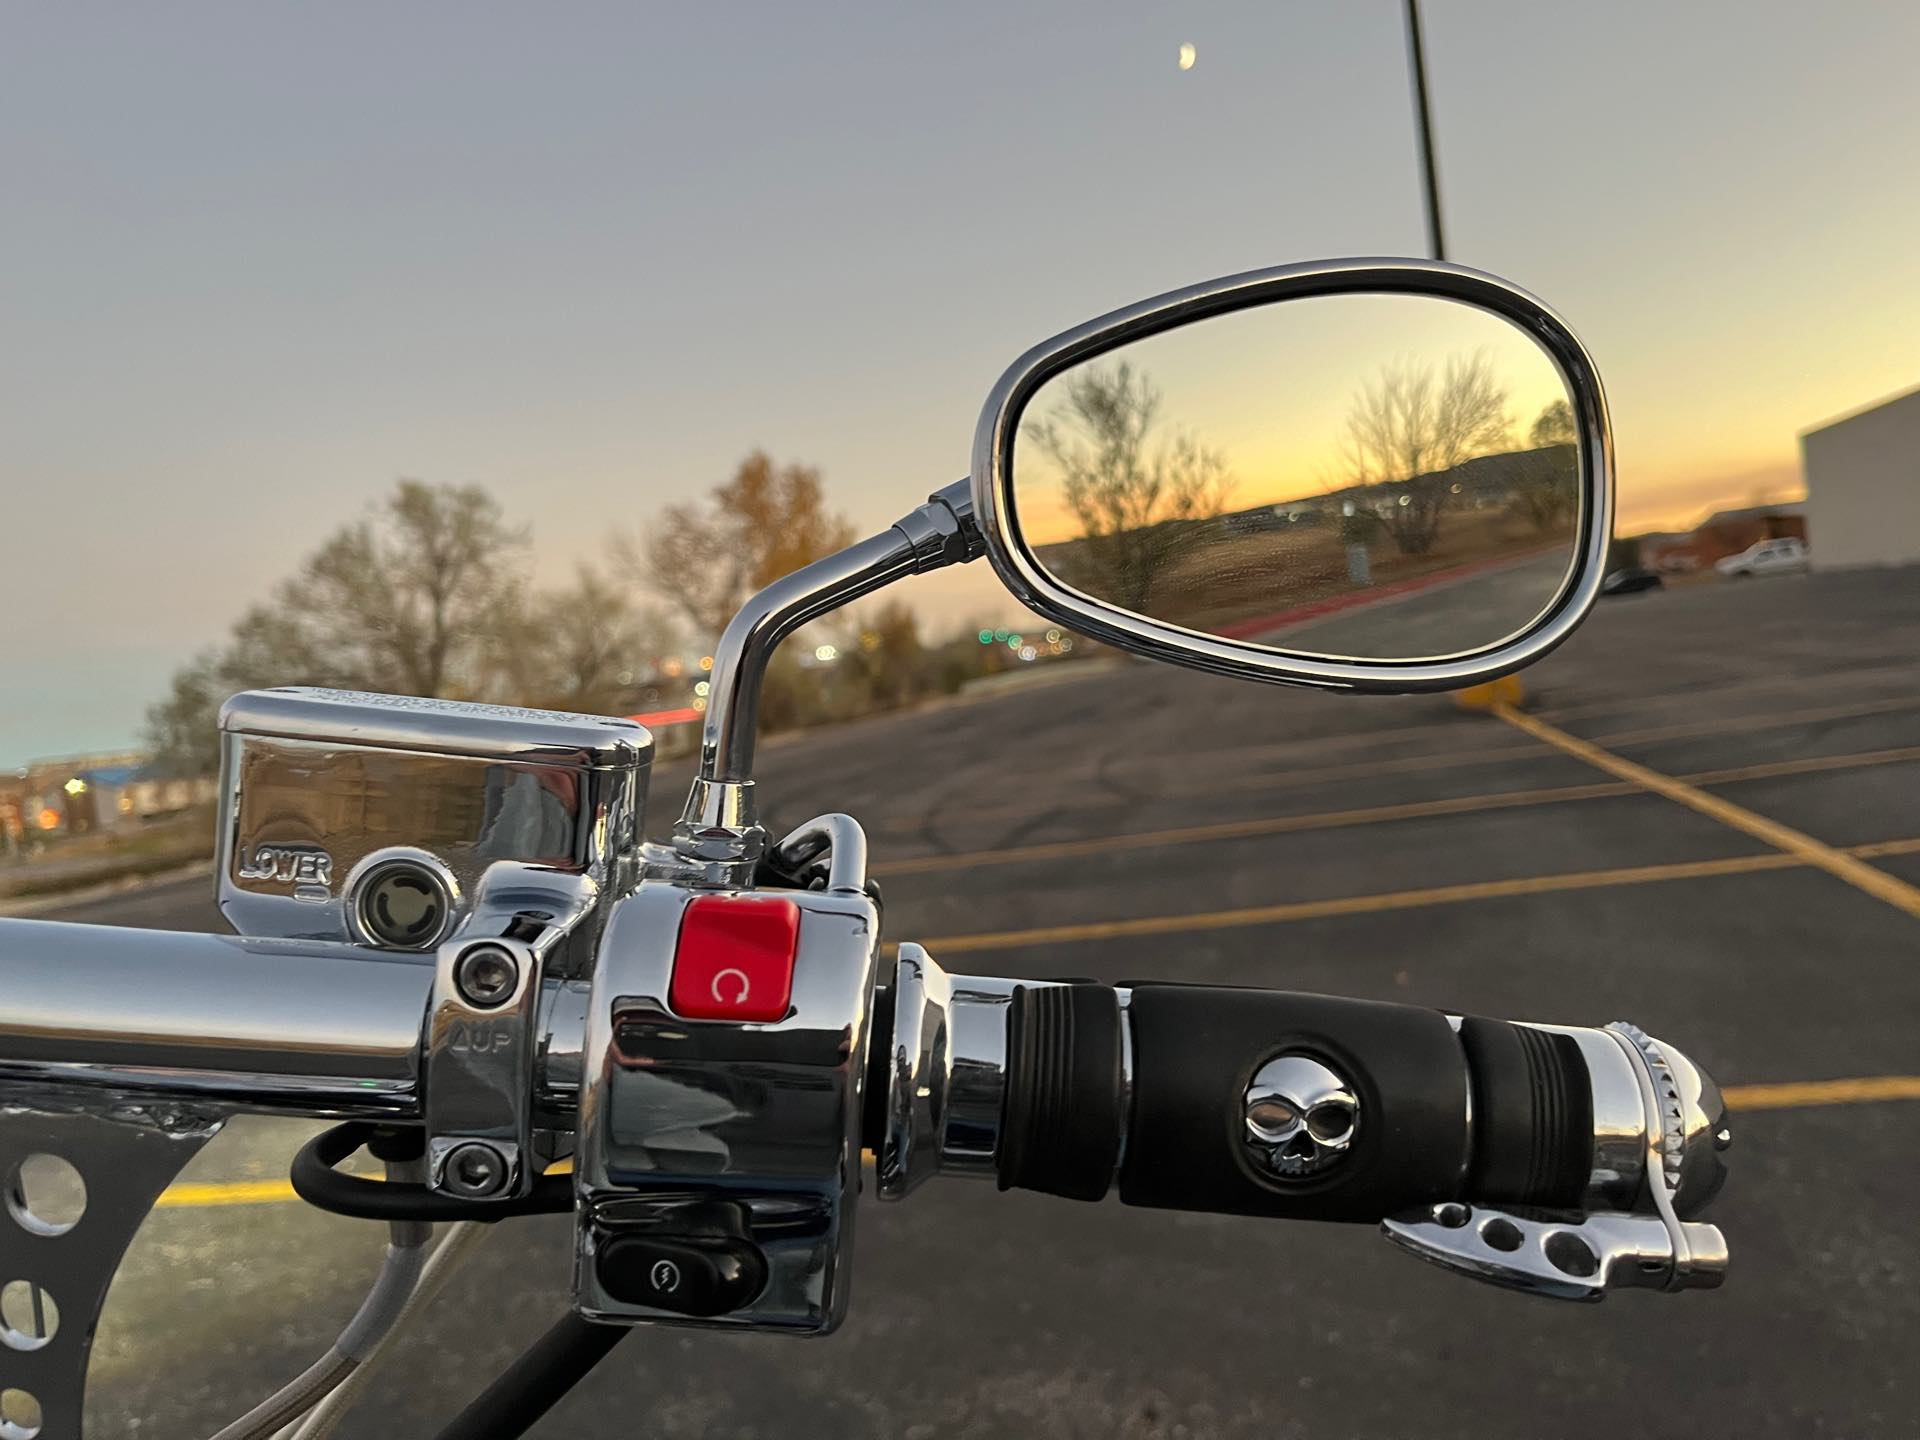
(423, 934), (542, 1200)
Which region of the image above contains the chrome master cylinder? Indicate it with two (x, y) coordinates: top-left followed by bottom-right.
(216, 688), (652, 979)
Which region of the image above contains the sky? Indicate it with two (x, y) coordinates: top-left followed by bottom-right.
(1012, 290), (1569, 543)
(4, 2), (1919, 766)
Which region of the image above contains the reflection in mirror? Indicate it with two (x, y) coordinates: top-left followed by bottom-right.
(1011, 294), (1581, 661)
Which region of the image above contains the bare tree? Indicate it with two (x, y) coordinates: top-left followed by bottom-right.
(262, 480), (527, 695)
(491, 564), (675, 715)
(1026, 362), (1234, 613)
(1343, 351), (1511, 555)
(143, 652), (232, 778)
(1510, 398), (1579, 533)
(145, 480), (527, 772)
(636, 452), (856, 642)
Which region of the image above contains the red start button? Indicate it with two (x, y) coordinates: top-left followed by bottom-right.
(669, 894), (800, 1022)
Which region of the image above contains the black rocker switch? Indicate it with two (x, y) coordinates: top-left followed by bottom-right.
(595, 1234), (769, 1318)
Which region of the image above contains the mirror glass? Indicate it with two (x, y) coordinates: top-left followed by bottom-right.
(1010, 293), (1583, 661)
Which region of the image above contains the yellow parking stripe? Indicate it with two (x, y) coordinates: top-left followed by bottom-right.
(1494, 704), (1920, 923)
(872, 744), (1920, 879)
(871, 780), (1634, 877)
(1682, 744), (1920, 786)
(882, 691), (1920, 839)
(920, 851), (1806, 954)
(145, 1076), (1920, 1209)
(1587, 693), (1920, 748)
(155, 1179), (298, 1208)
(1723, 1077), (1920, 1110)
(910, 835), (1920, 956)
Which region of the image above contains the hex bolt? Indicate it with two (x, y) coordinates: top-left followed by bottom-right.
(442, 1141), (510, 1199)
(454, 944), (519, 1008)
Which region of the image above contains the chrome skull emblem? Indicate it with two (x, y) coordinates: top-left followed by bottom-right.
(1243, 1054), (1359, 1178)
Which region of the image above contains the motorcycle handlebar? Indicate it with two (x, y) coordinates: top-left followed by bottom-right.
(0, 918), (1709, 1237)
(0, 918), (586, 1119)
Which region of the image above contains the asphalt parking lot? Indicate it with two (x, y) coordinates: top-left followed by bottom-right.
(42, 565), (1920, 1438)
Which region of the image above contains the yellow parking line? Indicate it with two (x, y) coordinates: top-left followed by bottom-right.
(1723, 1077), (1920, 1110)
(1588, 693), (1920, 748)
(1682, 744), (1920, 786)
(872, 781), (1633, 877)
(874, 745), (1920, 879)
(154, 1179), (298, 1208)
(878, 692), (1920, 840)
(1201, 691), (1920, 779)
(145, 1075), (1920, 1209)
(1540, 662), (1920, 723)
(911, 834), (1920, 956)
(920, 851), (1806, 954)
(1494, 704), (1920, 923)
(1851, 837), (1920, 859)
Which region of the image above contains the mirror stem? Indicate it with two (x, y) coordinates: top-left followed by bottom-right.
(672, 479), (982, 877)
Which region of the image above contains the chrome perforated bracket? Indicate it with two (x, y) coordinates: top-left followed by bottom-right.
(1380, 1019), (1729, 1301)
(0, 1102), (222, 1439)
(1382, 1201), (1714, 1301)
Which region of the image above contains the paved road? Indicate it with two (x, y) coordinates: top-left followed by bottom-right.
(1258, 549), (1571, 658)
(39, 567), (1920, 1438)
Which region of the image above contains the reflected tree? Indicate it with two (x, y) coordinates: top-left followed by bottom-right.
(1027, 362), (1234, 613)
(1343, 351), (1511, 555)
(1510, 398), (1579, 533)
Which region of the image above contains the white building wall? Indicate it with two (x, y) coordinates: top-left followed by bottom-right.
(1800, 385), (1920, 568)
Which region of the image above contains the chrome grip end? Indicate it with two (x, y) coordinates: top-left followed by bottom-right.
(1382, 1020), (1731, 1300)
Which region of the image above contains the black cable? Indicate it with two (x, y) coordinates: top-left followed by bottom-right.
(432, 1312), (629, 1440)
(292, 1123), (573, 1222)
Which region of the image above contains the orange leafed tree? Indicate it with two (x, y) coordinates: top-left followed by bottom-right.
(642, 451), (857, 641)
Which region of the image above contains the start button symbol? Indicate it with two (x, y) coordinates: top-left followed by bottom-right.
(668, 895), (800, 1023)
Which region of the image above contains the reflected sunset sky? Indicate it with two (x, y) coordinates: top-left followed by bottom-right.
(4, 2), (1919, 759)
(1012, 292), (1570, 546)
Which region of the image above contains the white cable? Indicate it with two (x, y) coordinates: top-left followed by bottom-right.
(283, 1221), (489, 1440)
(209, 1158), (434, 1440)
(209, 1239), (426, 1440)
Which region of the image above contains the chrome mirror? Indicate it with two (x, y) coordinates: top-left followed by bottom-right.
(971, 260), (1613, 692)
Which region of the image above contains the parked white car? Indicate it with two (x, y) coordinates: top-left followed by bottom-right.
(1716, 536), (1809, 578)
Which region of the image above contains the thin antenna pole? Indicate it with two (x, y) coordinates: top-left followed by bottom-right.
(1402, 0), (1447, 262)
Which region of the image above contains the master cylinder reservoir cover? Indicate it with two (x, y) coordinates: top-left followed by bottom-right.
(217, 688), (651, 974)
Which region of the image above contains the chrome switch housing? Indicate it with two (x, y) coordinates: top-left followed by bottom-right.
(574, 876), (882, 1333)
(216, 687), (651, 979)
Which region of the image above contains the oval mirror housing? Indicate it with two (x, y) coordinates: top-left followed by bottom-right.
(971, 260), (1613, 692)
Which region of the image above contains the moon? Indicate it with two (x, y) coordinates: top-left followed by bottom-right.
(1177, 42), (1196, 71)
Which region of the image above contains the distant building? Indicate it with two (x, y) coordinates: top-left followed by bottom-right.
(0, 752), (214, 842)
(1801, 383), (1920, 568)
(1640, 505), (1806, 573)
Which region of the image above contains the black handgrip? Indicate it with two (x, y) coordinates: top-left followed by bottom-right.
(996, 984), (1592, 1223)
